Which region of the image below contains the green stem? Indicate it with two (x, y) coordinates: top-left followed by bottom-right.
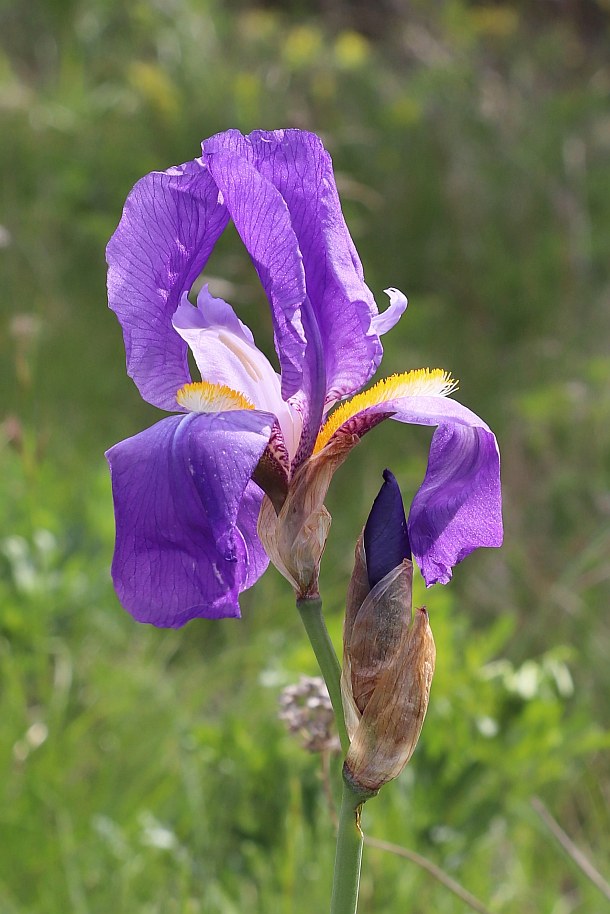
(330, 780), (365, 914)
(296, 595), (368, 913)
(296, 596), (349, 754)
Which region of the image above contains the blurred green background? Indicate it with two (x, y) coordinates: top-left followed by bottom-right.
(1, 0), (610, 911)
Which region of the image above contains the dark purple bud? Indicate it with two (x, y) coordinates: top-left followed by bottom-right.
(363, 469), (411, 588)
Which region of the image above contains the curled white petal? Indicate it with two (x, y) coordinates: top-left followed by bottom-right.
(173, 285), (303, 459)
(371, 287), (408, 336)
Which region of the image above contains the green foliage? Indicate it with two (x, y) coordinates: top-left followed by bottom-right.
(2, 0), (610, 911)
(1, 451), (608, 912)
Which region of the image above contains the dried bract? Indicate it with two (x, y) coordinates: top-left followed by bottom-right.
(342, 534), (436, 793)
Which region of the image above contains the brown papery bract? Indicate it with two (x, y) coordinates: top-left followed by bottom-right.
(345, 608), (435, 793)
(341, 533), (435, 793)
(257, 433), (357, 598)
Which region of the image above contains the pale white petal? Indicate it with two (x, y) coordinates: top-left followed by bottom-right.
(173, 286), (302, 459)
(371, 287), (408, 336)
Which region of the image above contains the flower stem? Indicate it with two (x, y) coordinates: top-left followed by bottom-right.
(296, 595), (367, 913)
(296, 595), (349, 755)
(330, 779), (365, 914)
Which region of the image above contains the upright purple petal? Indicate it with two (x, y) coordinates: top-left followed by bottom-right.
(202, 144), (307, 399)
(203, 129), (388, 403)
(106, 160), (229, 410)
(105, 410), (273, 627)
(290, 296), (327, 467)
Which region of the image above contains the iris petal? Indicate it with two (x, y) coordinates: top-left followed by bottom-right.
(203, 129), (390, 404)
(202, 144), (308, 400)
(105, 410), (273, 626)
(407, 422), (502, 585)
(319, 393), (502, 586)
(371, 397), (502, 585)
(371, 288), (408, 336)
(106, 160), (229, 410)
(172, 286), (281, 409)
(173, 284), (255, 343)
(173, 285), (303, 460)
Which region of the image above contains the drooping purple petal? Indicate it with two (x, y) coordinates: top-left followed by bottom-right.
(105, 410), (273, 626)
(382, 398), (502, 585)
(329, 394), (502, 585)
(407, 421), (501, 585)
(364, 469), (411, 588)
(106, 160), (229, 410)
(203, 129), (391, 403)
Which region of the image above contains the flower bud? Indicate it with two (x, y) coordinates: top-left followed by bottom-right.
(341, 470), (436, 794)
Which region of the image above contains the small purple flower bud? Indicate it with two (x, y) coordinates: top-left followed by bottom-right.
(363, 468), (411, 588)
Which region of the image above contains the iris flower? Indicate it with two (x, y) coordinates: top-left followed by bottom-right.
(106, 128), (502, 627)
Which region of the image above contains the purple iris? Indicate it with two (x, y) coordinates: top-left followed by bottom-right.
(106, 128), (503, 627)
